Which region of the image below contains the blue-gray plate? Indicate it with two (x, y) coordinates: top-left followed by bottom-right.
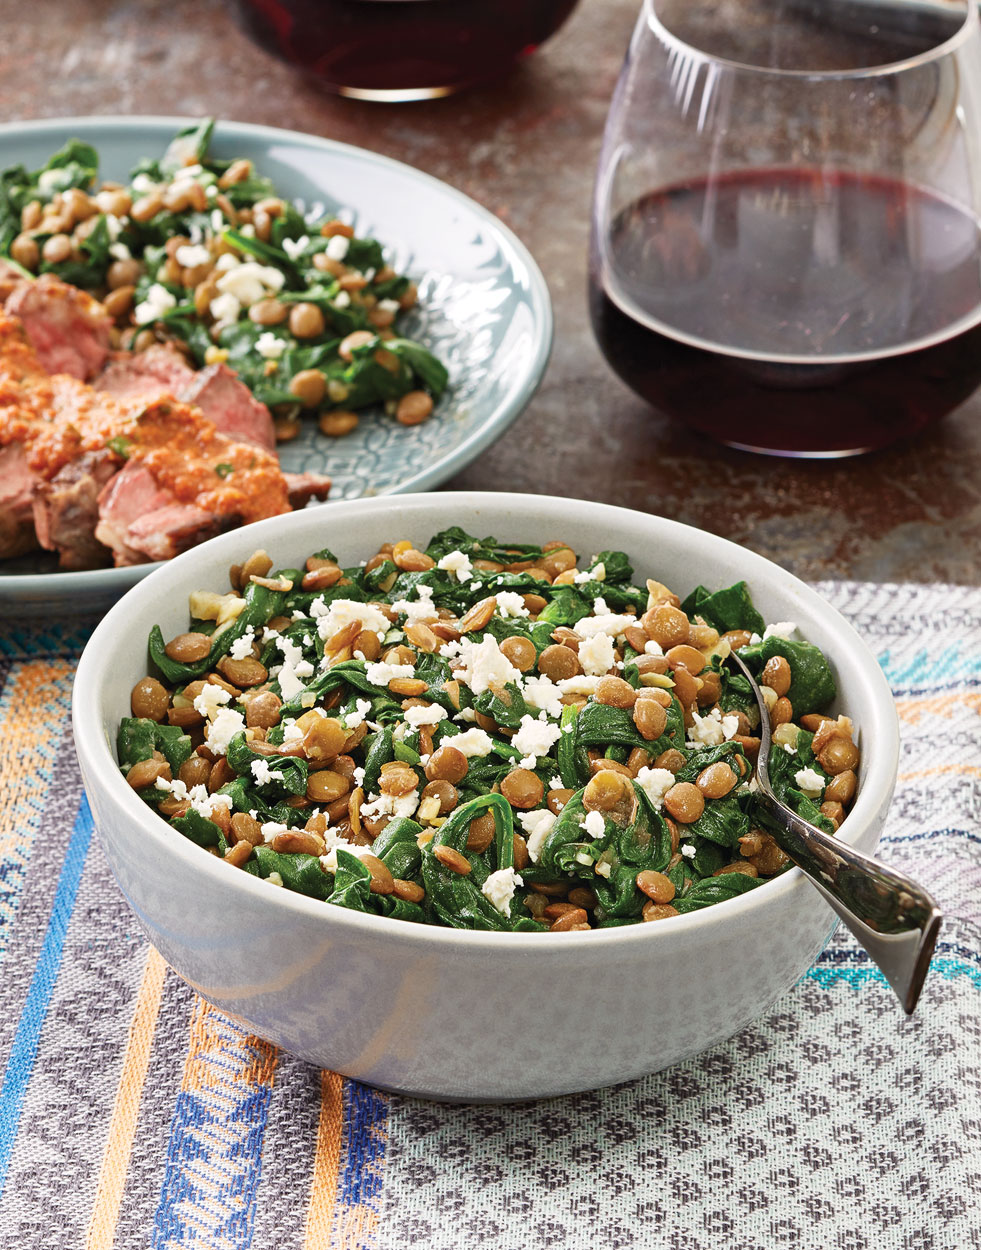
(0, 116), (552, 615)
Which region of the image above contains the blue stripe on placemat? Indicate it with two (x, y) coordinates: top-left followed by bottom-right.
(339, 1080), (388, 1242)
(148, 1003), (278, 1250)
(0, 795), (93, 1193)
(808, 954), (981, 993)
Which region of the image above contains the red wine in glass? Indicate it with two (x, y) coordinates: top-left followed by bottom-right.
(231, 0), (581, 99)
(589, 169), (981, 457)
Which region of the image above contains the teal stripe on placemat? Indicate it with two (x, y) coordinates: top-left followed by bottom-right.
(0, 795), (93, 1193)
(807, 954), (981, 993)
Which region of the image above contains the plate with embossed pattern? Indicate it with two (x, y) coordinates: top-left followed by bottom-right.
(0, 116), (552, 615)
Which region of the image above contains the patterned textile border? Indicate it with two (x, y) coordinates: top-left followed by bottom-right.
(0, 582), (978, 1250)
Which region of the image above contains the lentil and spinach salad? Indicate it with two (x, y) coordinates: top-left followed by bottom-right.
(120, 531), (862, 932)
(0, 119), (448, 438)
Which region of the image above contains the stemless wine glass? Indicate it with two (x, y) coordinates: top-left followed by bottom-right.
(589, 0), (981, 457)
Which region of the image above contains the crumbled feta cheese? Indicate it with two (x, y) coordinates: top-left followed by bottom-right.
(578, 631), (616, 677)
(206, 707), (246, 755)
(512, 715), (562, 761)
(131, 172), (160, 195)
(481, 867), (523, 915)
(644, 639), (664, 656)
(365, 660), (415, 686)
(377, 298), (401, 314)
(275, 635), (315, 701)
(216, 260), (284, 308)
(795, 767), (826, 797)
(437, 550), (474, 583)
(134, 282), (177, 326)
(451, 635), (521, 696)
(450, 728), (495, 757)
(403, 704), (447, 728)
(108, 241), (131, 261)
(215, 252), (240, 273)
(518, 808), (557, 863)
(320, 834), (378, 872)
(345, 698), (372, 730)
(228, 627), (256, 661)
(556, 675), (602, 697)
(314, 597), (391, 642)
(495, 591), (529, 619)
(522, 675), (564, 718)
(255, 331), (286, 360)
(208, 291), (241, 325)
(749, 632), (763, 645)
(280, 718), (304, 745)
(282, 234), (310, 260)
(251, 758), (285, 786)
(391, 584), (438, 625)
(193, 682), (232, 719)
(325, 234), (350, 261)
(681, 843), (697, 860)
(634, 767), (676, 807)
(175, 242), (212, 268)
(261, 821), (290, 843)
(721, 714), (740, 741)
(581, 809), (606, 839)
(688, 708), (725, 746)
(333, 290), (351, 309)
(360, 789), (420, 821)
(575, 613), (635, 640)
(763, 621), (797, 641)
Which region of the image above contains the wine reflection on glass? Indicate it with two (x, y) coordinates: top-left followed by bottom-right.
(589, 0), (981, 457)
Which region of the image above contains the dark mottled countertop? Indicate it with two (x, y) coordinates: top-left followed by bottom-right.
(2, 0), (979, 584)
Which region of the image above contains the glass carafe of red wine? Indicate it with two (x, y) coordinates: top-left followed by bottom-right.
(589, 0), (981, 457)
(231, 0), (581, 100)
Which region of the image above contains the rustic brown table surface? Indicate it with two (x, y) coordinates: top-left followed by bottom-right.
(3, 0), (979, 585)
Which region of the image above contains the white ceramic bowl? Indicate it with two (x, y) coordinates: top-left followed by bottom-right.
(73, 493), (899, 1101)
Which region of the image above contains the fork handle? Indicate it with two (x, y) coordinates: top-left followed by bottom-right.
(752, 789), (942, 1013)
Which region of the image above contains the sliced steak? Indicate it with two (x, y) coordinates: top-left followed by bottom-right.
(283, 471), (332, 509)
(94, 345), (197, 403)
(5, 275), (112, 380)
(95, 349), (276, 451)
(178, 364), (276, 451)
(95, 462), (233, 565)
(32, 449), (117, 570)
(0, 443), (40, 559)
(0, 260), (26, 305)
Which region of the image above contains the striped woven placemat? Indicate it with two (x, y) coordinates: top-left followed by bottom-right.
(0, 581), (978, 1250)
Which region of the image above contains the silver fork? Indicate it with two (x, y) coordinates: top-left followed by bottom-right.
(725, 650), (942, 1013)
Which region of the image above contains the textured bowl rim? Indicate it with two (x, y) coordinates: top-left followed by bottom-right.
(73, 491), (900, 954)
(0, 114), (554, 601)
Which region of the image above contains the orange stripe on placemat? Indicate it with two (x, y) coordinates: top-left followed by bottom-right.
(0, 660), (74, 926)
(895, 692), (981, 725)
(303, 1071), (346, 1250)
(84, 947), (168, 1250)
(899, 762), (981, 782)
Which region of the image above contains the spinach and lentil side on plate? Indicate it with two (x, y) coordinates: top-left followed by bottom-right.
(0, 119), (448, 439)
(120, 530), (862, 931)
